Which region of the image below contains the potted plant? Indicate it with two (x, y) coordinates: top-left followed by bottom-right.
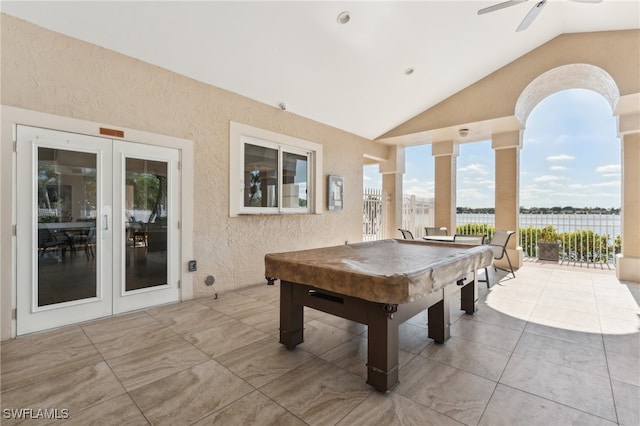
(537, 225), (560, 261)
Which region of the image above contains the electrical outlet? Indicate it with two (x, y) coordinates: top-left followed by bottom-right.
(188, 260), (197, 272)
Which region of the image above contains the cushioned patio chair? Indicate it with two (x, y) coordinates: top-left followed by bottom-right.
(488, 230), (516, 279)
(425, 227), (448, 236)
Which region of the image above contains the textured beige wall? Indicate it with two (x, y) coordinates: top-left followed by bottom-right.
(380, 30), (640, 139)
(0, 14), (387, 303)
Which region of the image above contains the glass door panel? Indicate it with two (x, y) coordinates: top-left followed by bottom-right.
(37, 147), (98, 306)
(17, 126), (181, 335)
(113, 141), (180, 314)
(17, 126), (112, 336)
(125, 158), (168, 291)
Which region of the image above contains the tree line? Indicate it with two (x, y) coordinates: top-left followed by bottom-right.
(456, 206), (620, 214)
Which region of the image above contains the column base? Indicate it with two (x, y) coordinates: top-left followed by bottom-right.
(616, 254), (640, 283)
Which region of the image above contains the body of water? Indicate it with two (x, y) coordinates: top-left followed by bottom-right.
(457, 213), (621, 237)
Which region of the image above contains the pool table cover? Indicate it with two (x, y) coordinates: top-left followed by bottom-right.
(264, 239), (494, 304)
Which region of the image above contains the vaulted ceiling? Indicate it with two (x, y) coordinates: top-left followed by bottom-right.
(2, 1), (638, 139)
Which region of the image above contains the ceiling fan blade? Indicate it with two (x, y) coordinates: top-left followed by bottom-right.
(478, 0), (528, 15)
(516, 0), (547, 32)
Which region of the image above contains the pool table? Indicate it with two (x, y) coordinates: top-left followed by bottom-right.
(264, 239), (494, 392)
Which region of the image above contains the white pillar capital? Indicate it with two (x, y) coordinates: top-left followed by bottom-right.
(432, 140), (459, 158)
(491, 130), (522, 151)
(379, 145), (405, 175)
(618, 112), (640, 136)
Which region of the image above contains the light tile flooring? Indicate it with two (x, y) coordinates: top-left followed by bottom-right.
(2, 263), (639, 425)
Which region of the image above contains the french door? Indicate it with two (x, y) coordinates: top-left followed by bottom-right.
(16, 126), (181, 335)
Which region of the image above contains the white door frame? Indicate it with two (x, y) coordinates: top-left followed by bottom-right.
(112, 140), (181, 314)
(16, 126), (114, 334)
(2, 106), (194, 338)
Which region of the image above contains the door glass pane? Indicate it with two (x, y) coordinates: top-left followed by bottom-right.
(37, 148), (97, 306)
(282, 151), (308, 208)
(125, 158), (168, 291)
(244, 143), (278, 207)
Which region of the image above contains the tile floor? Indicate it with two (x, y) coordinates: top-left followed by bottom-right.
(1, 263), (639, 425)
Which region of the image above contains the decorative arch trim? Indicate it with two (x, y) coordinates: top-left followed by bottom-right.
(515, 64), (619, 125)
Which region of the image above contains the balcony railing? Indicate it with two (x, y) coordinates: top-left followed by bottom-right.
(363, 188), (387, 242)
(455, 213), (620, 266)
(363, 191), (621, 266)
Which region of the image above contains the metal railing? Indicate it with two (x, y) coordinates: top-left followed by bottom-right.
(362, 189), (621, 265)
(400, 195), (434, 239)
(362, 191), (621, 266)
(363, 188), (387, 241)
(457, 213), (620, 265)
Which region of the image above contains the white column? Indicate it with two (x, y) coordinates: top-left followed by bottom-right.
(432, 141), (458, 235)
(380, 146), (405, 239)
(616, 112), (640, 283)
(492, 131), (523, 269)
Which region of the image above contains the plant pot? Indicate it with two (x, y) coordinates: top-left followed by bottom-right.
(537, 242), (559, 262)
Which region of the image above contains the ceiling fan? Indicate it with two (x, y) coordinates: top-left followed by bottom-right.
(478, 0), (603, 32)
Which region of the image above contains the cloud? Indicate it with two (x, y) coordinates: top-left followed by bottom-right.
(549, 166), (567, 171)
(461, 177), (494, 186)
(458, 188), (492, 201)
(546, 155), (574, 161)
(568, 184), (589, 189)
(458, 163), (487, 174)
(403, 178), (421, 185)
(595, 164), (621, 173)
(404, 180), (434, 199)
(592, 181), (620, 188)
(533, 175), (563, 182)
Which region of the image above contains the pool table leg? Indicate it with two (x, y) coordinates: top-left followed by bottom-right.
(366, 303), (400, 392)
(460, 275), (478, 314)
(279, 280), (304, 349)
(427, 295), (450, 343)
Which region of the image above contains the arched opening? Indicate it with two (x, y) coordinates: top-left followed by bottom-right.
(521, 89), (620, 210)
(519, 79), (621, 264)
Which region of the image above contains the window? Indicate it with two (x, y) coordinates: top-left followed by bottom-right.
(230, 122), (322, 216)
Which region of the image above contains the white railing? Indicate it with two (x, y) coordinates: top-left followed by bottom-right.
(518, 214), (620, 265)
(38, 208), (60, 217)
(363, 188), (387, 241)
(363, 191), (620, 265)
(401, 195), (434, 239)
(457, 212), (621, 265)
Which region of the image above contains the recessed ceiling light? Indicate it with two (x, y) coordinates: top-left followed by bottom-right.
(404, 67), (414, 75)
(337, 11), (351, 24)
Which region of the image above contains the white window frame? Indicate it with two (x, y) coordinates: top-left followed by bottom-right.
(230, 122), (322, 217)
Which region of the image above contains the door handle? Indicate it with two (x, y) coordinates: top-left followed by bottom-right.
(104, 214), (109, 230)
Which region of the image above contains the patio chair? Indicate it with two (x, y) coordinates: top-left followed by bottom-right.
(83, 227), (96, 259)
(425, 227), (448, 236)
(397, 228), (414, 240)
(37, 228), (68, 257)
(454, 234), (490, 287)
(488, 230), (516, 279)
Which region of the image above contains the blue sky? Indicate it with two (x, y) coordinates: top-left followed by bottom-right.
(364, 88), (621, 208)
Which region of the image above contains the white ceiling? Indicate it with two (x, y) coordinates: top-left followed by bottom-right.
(2, 1), (638, 140)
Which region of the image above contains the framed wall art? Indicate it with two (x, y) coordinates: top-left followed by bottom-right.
(327, 175), (343, 211)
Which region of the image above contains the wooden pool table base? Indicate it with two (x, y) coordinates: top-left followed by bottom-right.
(278, 275), (478, 392)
